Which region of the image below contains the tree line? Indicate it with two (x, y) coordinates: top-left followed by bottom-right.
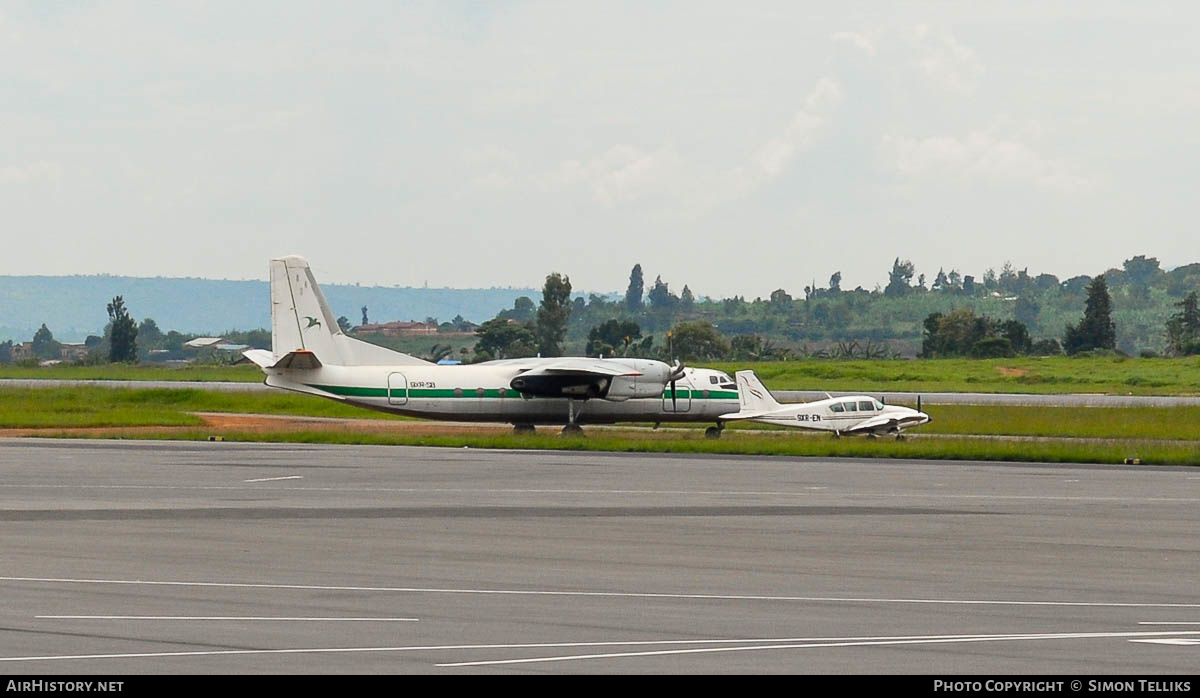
(470, 258), (1200, 363)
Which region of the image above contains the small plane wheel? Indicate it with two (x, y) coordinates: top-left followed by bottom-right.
(866, 433), (878, 440)
(705, 426), (722, 439)
(895, 433), (907, 441)
(513, 424), (535, 435)
(561, 424), (584, 437)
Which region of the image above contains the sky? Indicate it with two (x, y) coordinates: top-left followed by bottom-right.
(2, 1), (1198, 298)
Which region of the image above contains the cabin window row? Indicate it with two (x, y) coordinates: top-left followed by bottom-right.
(829, 399), (884, 413)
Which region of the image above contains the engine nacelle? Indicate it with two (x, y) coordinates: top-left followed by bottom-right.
(600, 376), (637, 401)
(510, 374), (608, 399)
(509, 373), (659, 401)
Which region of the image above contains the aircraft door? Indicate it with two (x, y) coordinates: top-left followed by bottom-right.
(662, 380), (692, 412)
(388, 372), (408, 405)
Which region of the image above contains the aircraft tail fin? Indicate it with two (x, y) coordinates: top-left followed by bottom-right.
(269, 256), (431, 367)
(733, 370), (782, 413)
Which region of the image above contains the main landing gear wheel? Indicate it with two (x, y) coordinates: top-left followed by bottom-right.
(705, 426), (723, 439)
(561, 399), (586, 436)
(513, 424), (535, 435)
(895, 433), (907, 441)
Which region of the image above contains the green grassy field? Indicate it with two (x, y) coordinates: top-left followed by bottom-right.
(3, 386), (1199, 439)
(709, 356), (1200, 395)
(5, 356), (1200, 394)
(3, 385), (1199, 466)
(0, 386), (405, 428)
(0, 364), (263, 381)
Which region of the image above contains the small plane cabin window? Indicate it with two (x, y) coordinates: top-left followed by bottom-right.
(710, 376), (719, 384)
(859, 400), (875, 411)
(830, 402), (845, 413)
(844, 401), (858, 412)
(721, 383), (736, 390)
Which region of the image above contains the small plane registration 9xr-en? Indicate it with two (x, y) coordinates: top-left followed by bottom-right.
(244, 256), (742, 435)
(720, 370), (932, 439)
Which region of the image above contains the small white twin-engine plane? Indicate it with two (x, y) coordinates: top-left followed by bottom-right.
(720, 370), (931, 439)
(243, 256), (741, 435)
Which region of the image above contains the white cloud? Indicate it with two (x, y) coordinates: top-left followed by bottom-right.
(540, 145), (687, 207)
(881, 128), (1094, 194)
(755, 78), (842, 176)
(0, 161), (62, 185)
(907, 24), (983, 94)
(831, 31), (876, 57)
(833, 24), (982, 94)
(521, 77), (844, 215)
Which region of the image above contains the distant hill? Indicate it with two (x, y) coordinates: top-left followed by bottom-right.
(0, 275), (540, 343)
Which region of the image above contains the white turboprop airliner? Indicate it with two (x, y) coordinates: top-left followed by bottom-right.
(243, 256), (741, 435)
(720, 370), (931, 439)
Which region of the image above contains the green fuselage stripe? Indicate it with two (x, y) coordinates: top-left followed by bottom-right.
(305, 384), (739, 400)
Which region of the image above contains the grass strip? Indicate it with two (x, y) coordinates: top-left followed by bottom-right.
(0, 386), (406, 428)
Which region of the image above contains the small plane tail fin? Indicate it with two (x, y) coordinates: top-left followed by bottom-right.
(269, 256), (431, 367)
(734, 370), (782, 413)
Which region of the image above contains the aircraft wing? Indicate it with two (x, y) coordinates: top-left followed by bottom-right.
(841, 414), (899, 434)
(717, 409), (772, 421)
(517, 360), (643, 378)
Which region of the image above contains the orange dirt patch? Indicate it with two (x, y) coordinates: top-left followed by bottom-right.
(995, 367), (1031, 377)
(0, 413), (516, 439)
(194, 412), (513, 437)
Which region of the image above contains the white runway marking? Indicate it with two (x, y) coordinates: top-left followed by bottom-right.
(4, 575), (1200, 609)
(242, 476), (303, 483)
(1129, 639), (1200, 646)
(4, 484), (1200, 504)
(1, 630), (1197, 664)
(36, 615), (418, 622)
(1138, 622), (1200, 625)
(436, 630), (1200, 667)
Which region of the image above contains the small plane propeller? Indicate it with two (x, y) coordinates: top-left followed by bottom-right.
(917, 394), (922, 413)
(667, 360), (685, 411)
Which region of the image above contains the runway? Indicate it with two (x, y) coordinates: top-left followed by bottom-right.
(2, 438), (1199, 674)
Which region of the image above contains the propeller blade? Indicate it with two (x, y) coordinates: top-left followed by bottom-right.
(668, 360), (686, 382)
(671, 379), (677, 411)
(917, 395), (922, 413)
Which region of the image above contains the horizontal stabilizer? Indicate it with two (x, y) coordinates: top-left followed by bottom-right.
(243, 349), (274, 369)
(271, 350), (323, 370)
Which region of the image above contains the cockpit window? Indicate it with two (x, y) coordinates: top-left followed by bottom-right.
(843, 401), (858, 412)
(858, 400), (875, 412)
(830, 402), (844, 413)
(720, 383), (736, 390)
(873, 399), (885, 410)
